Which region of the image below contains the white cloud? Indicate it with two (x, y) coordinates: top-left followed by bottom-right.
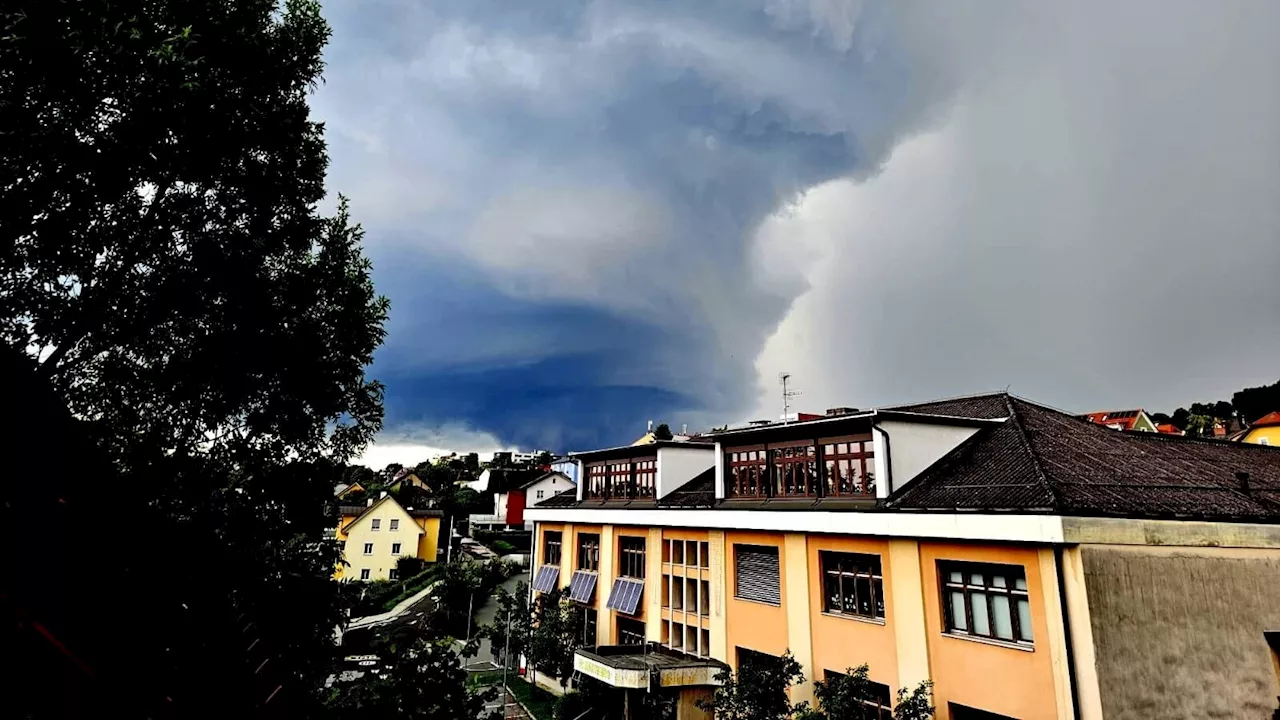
(355, 423), (512, 469)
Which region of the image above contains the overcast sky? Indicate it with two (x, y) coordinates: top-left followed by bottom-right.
(310, 0), (1280, 462)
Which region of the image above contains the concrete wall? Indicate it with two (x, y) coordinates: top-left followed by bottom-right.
(874, 420), (982, 496)
(657, 446), (715, 499)
(1081, 545), (1280, 719)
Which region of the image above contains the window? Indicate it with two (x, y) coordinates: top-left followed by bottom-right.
(728, 449), (770, 497)
(822, 440), (875, 496)
(822, 670), (892, 720)
(389, 569), (398, 580)
(734, 544), (781, 605)
(536, 489), (545, 499)
(948, 704), (1019, 720)
(619, 536), (646, 578)
(544, 530), (562, 565)
(773, 443), (818, 497)
(363, 543), (374, 555)
(584, 458), (657, 499)
(940, 561), (1033, 645)
(391, 543), (402, 555)
(578, 533), (600, 571)
(360, 569), (371, 580)
(699, 580), (711, 616)
(617, 617), (646, 646)
(389, 519), (399, 531)
(821, 551), (885, 619)
(633, 459), (656, 498)
(699, 541), (710, 568)
(699, 629), (710, 657)
(370, 518), (381, 531)
(583, 607), (598, 646)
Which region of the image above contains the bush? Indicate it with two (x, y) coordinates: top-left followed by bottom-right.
(396, 555), (426, 579)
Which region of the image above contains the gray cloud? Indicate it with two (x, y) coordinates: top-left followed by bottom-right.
(311, 0), (1280, 448)
(755, 1), (1280, 417)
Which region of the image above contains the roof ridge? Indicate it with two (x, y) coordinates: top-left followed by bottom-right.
(1005, 397), (1061, 509)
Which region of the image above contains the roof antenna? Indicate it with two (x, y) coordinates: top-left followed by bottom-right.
(780, 372), (802, 423)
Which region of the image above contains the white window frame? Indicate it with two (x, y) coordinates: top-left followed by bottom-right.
(360, 569), (371, 580)
(363, 543), (374, 555)
(371, 518), (381, 531)
(392, 543), (402, 555)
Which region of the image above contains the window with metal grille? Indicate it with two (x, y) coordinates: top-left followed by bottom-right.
(773, 443), (819, 497)
(543, 530), (562, 565)
(820, 551), (884, 619)
(619, 536), (646, 578)
(821, 670), (892, 719)
(822, 440), (875, 496)
(578, 533), (600, 571)
(940, 561), (1033, 645)
(727, 449), (769, 497)
(734, 544), (780, 605)
(617, 617), (646, 646)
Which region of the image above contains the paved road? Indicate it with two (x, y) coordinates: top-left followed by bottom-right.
(467, 572), (529, 666)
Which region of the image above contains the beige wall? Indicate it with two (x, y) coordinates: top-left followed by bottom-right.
(1081, 544), (1280, 719)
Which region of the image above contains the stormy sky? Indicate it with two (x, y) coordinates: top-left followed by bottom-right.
(310, 0), (1280, 461)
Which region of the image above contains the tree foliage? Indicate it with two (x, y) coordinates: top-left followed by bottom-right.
(481, 581), (532, 667)
(526, 588), (585, 680)
(699, 650), (805, 720)
(325, 635), (497, 720)
(892, 681), (935, 720)
(2, 0), (386, 716)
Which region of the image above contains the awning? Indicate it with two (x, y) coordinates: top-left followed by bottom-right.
(573, 645), (727, 689)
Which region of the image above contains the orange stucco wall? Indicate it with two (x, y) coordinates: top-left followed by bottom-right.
(921, 542), (1059, 720)
(724, 530), (790, 665)
(807, 534), (899, 690)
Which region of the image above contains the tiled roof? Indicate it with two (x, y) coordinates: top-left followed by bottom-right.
(881, 392), (1015, 420)
(534, 487), (580, 507)
(889, 396), (1280, 520)
(658, 468), (716, 507)
(1251, 411), (1280, 427)
(1077, 409), (1144, 431)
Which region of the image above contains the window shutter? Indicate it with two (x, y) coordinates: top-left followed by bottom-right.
(734, 545), (780, 604)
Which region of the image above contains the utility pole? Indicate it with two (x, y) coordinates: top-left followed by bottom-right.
(445, 515), (455, 564)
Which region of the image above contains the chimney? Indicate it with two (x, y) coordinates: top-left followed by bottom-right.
(380, 490), (388, 498)
(1237, 471), (1251, 496)
(367, 498), (374, 507)
(681, 423), (688, 435)
(647, 420), (654, 432)
(826, 407), (859, 416)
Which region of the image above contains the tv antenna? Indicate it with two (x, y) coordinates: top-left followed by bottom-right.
(780, 372), (802, 423)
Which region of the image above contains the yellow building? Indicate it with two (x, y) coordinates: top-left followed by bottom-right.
(1235, 411), (1280, 447)
(525, 393), (1280, 720)
(335, 494), (443, 581)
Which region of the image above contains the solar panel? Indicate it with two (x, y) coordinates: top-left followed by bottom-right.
(605, 577), (645, 615)
(531, 565), (560, 593)
(567, 570), (598, 604)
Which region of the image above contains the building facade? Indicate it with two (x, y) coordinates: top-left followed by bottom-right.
(526, 393), (1280, 720)
(335, 494), (443, 581)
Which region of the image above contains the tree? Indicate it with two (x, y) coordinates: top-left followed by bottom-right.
(527, 589), (585, 680)
(325, 635), (497, 720)
(1171, 407), (1191, 431)
(396, 555), (427, 579)
(481, 582), (532, 667)
(654, 423), (674, 440)
(1233, 379), (1280, 424)
(699, 650), (805, 720)
(892, 681), (935, 720)
(2, 0), (385, 715)
(805, 665), (881, 720)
